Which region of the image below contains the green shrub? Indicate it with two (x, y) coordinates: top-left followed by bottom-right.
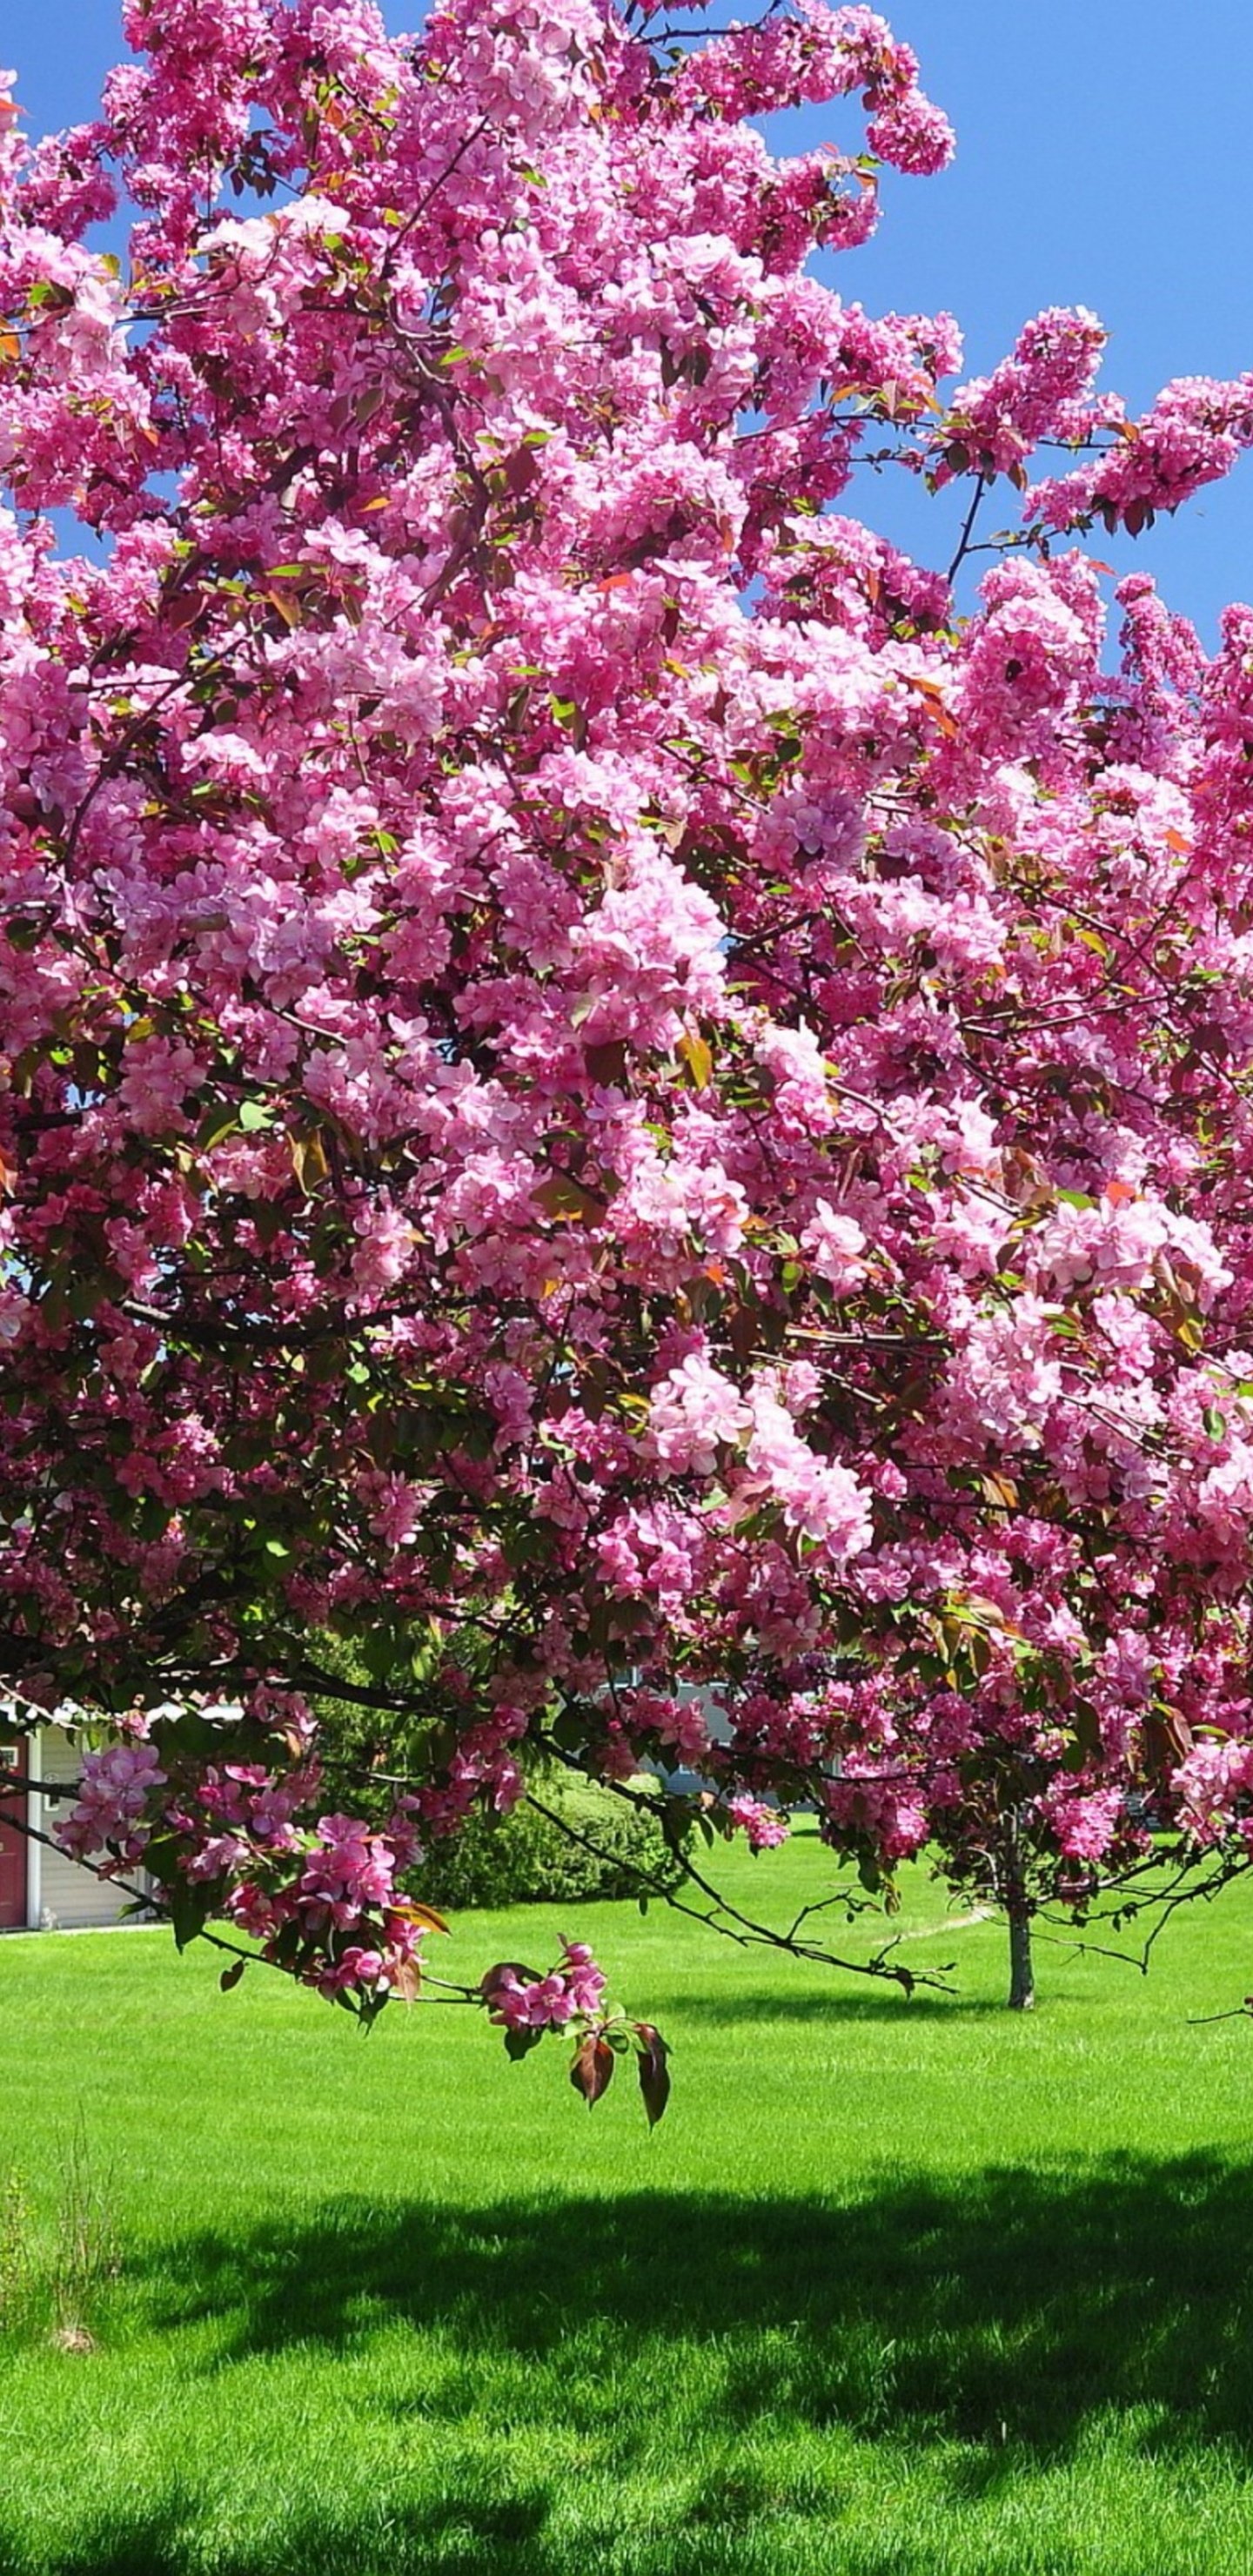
(301, 1632), (687, 1912)
(413, 1775), (682, 1910)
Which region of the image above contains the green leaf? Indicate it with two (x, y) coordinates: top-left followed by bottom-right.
(166, 1875), (210, 1953)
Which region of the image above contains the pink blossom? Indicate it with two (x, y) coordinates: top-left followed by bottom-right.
(649, 1351), (750, 1476)
(944, 307), (1106, 479)
(726, 1794), (790, 1851)
(1044, 1787), (1123, 1864)
(57, 1743), (167, 1868)
(802, 1201), (867, 1292)
(744, 1385), (874, 1560)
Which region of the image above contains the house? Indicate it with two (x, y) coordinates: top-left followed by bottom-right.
(0, 1723), (146, 1932)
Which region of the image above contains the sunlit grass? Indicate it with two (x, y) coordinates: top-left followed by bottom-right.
(3, 1832), (1253, 2572)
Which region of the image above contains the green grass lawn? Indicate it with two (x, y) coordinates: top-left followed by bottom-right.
(4, 1832), (1253, 2574)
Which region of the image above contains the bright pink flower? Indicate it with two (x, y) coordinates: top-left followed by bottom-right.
(726, 1794), (790, 1852)
(649, 1351), (750, 1477)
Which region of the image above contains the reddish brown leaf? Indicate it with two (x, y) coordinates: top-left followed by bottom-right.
(570, 2032), (615, 2107)
(504, 443), (539, 497)
(635, 2023), (671, 2128)
(903, 674), (959, 739)
(219, 1957), (246, 1991)
(584, 1038), (629, 1086)
(164, 585), (204, 631)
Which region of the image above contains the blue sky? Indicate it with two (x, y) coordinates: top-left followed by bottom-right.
(7, 0), (1253, 645)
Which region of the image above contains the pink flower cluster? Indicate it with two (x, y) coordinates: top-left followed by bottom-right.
(57, 1741), (167, 1870)
(1032, 372), (1253, 535)
(680, 3), (954, 177)
(485, 1942), (609, 2031)
(298, 1812), (398, 1928)
(744, 1387), (874, 1561)
(942, 305), (1107, 480)
(649, 1350), (749, 1477)
(725, 1794), (791, 1852)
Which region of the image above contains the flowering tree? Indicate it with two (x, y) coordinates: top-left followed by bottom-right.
(3, 0), (1253, 2080)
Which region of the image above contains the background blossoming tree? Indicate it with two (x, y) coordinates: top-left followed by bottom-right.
(3, 0), (1253, 2076)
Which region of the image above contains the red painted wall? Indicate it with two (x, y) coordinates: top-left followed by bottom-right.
(0, 1742), (28, 1928)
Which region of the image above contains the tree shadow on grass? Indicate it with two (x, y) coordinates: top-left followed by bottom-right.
(137, 2152), (1253, 2462)
(671, 1989), (1009, 2023)
(17, 2505), (191, 2576)
(25, 2492), (550, 2576)
(10, 2157), (1253, 2574)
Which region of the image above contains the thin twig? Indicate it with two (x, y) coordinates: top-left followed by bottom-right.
(947, 472), (988, 583)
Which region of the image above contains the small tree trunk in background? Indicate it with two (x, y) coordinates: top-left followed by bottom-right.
(1007, 1902), (1035, 2012)
(1002, 1808), (1035, 2011)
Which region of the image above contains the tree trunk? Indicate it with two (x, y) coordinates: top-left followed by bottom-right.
(1007, 1902), (1035, 2012)
(1002, 1806), (1035, 2011)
